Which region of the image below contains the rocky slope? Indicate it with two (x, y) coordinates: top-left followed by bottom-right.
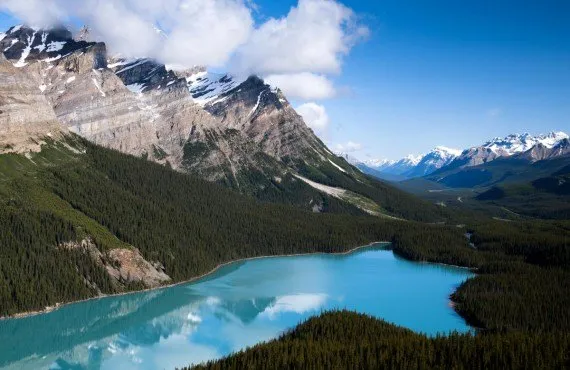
(61, 239), (171, 289)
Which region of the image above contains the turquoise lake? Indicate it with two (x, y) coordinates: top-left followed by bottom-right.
(0, 243), (474, 369)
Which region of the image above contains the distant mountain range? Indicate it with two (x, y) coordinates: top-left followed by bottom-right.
(351, 132), (569, 182)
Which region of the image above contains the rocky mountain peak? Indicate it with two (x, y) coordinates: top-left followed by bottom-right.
(109, 58), (182, 93)
(0, 25), (95, 68)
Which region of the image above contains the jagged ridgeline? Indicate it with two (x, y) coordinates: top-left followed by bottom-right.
(0, 25), (444, 221)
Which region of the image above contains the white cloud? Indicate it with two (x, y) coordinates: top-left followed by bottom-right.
(231, 0), (367, 76)
(1, 0), (253, 67)
(0, 0), (65, 26)
(266, 73), (336, 100)
(334, 141), (363, 153)
(260, 294), (328, 320)
(296, 102), (329, 134)
(2, 0), (367, 100)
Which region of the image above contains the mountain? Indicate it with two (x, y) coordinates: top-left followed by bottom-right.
(363, 147), (460, 180)
(406, 146), (462, 178)
(362, 132), (568, 183)
(516, 138), (570, 162)
(441, 132), (568, 171)
(424, 132), (570, 188)
(0, 25), (445, 221)
(0, 19), (453, 316)
(336, 154), (404, 182)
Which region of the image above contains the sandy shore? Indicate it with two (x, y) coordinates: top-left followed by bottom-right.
(1, 241), (391, 320)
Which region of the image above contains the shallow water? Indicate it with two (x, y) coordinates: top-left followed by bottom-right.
(0, 243), (474, 369)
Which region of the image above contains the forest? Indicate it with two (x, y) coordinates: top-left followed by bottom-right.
(187, 311), (570, 370)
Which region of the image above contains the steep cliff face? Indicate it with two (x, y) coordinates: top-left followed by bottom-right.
(35, 41), (217, 171)
(109, 58), (340, 188)
(0, 54), (65, 153)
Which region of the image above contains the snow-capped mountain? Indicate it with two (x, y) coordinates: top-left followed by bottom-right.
(185, 69), (247, 106)
(484, 132), (568, 155)
(363, 147), (460, 179)
(0, 25), (96, 67)
(362, 158), (396, 170)
(446, 131), (569, 169)
(0, 24), (385, 216)
(407, 146), (462, 178)
(362, 132), (568, 181)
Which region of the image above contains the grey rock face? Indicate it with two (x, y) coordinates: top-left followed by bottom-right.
(517, 139), (570, 162)
(202, 75), (330, 163)
(0, 54), (65, 153)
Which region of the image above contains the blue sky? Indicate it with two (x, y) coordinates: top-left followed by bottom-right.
(257, 0), (570, 159)
(1, 1), (569, 160)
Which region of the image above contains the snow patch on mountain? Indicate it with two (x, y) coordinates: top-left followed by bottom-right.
(186, 71), (246, 106)
(14, 30), (37, 67)
(46, 40), (66, 52)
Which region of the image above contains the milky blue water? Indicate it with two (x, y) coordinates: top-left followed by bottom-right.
(0, 243), (474, 369)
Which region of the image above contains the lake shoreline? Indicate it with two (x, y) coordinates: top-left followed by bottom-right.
(1, 241), (391, 321)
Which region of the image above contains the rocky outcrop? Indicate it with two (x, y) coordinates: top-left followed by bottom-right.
(61, 238), (171, 289)
(106, 247), (171, 288)
(0, 54), (65, 153)
(109, 57), (182, 93)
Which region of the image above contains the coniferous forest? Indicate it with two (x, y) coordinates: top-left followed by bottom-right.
(0, 138), (569, 369)
(187, 311), (570, 370)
